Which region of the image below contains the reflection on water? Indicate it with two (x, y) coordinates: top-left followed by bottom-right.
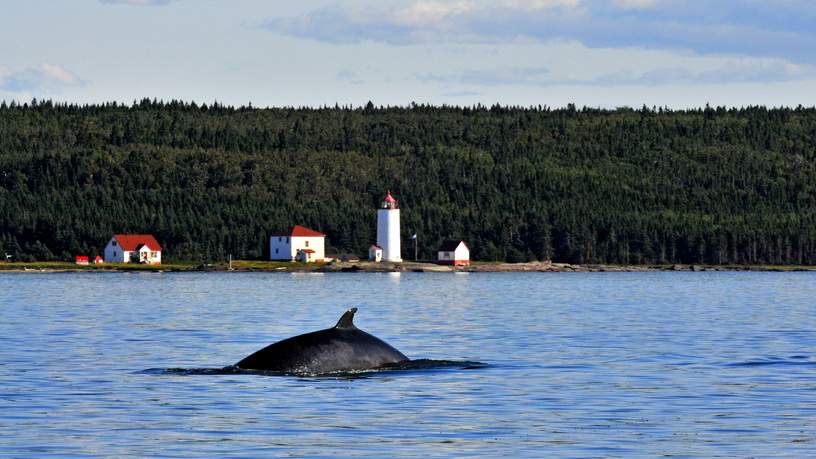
(142, 359), (488, 378)
(1, 271), (816, 457)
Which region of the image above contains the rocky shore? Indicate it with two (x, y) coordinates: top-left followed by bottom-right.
(315, 260), (816, 273)
(3, 260), (815, 273)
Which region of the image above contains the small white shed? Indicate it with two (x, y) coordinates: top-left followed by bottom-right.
(437, 240), (470, 266)
(368, 245), (383, 262)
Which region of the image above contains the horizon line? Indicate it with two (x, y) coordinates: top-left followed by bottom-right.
(2, 98), (815, 112)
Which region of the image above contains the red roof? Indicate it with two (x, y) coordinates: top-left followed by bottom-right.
(270, 225), (326, 237)
(384, 191), (397, 203)
(114, 234), (162, 251)
(301, 249), (316, 254)
(75, 256), (89, 262)
(369, 245), (382, 250)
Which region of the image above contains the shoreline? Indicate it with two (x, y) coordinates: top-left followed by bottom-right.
(1, 260), (815, 273)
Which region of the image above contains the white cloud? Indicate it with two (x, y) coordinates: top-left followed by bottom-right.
(263, 0), (816, 65)
(498, 0), (581, 10)
(420, 66), (552, 85)
(40, 63), (81, 85)
(99, 0), (175, 6)
(392, 0), (580, 25)
(336, 69), (366, 85)
(418, 58), (816, 88)
(394, 1), (477, 25)
(442, 90), (484, 97)
(613, 0), (658, 9)
(590, 60), (816, 86)
(0, 64), (84, 93)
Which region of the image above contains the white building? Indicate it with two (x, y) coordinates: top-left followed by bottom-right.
(368, 245), (383, 262)
(104, 234), (162, 264)
(270, 225), (326, 262)
(376, 191), (402, 262)
(437, 240), (470, 266)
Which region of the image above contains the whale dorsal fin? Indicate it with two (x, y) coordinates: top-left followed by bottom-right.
(335, 307), (358, 329)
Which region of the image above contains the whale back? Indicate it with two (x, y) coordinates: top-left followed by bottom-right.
(235, 308), (408, 374)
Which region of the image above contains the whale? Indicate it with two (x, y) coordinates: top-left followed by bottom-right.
(235, 308), (409, 374)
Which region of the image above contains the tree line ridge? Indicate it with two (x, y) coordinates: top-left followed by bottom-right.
(1, 100), (814, 264)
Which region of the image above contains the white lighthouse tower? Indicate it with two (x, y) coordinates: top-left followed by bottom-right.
(376, 191), (402, 262)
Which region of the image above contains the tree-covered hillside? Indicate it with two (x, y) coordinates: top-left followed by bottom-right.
(1, 99), (815, 264)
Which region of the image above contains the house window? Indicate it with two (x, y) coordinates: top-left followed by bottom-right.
(279, 237), (282, 242)
(113, 251), (117, 257)
(286, 237), (289, 243)
(275, 248), (279, 254)
(112, 241), (117, 246)
(305, 241), (309, 247)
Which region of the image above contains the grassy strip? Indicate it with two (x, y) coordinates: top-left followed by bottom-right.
(0, 260), (324, 272)
(0, 261), (197, 271)
(229, 260), (321, 270)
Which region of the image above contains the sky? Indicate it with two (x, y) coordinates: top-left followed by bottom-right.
(1, 0), (814, 108)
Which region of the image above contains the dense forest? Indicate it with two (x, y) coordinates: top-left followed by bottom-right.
(1, 99), (815, 264)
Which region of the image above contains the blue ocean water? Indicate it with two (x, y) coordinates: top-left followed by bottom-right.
(0, 271), (814, 457)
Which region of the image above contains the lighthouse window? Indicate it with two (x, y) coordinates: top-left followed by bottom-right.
(305, 241), (309, 247)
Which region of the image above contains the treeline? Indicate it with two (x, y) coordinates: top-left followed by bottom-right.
(1, 99), (815, 264)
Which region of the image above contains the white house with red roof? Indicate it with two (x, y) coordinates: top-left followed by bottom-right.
(104, 234), (162, 264)
(270, 225), (326, 262)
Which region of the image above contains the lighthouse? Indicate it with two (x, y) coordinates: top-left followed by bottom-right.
(376, 191), (402, 262)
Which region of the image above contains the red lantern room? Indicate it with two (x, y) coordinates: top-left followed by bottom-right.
(382, 191), (398, 209)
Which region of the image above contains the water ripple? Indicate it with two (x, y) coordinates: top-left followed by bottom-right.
(140, 359), (487, 378)
(1, 271), (815, 457)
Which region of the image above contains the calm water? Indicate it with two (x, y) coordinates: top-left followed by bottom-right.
(1, 272), (815, 457)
